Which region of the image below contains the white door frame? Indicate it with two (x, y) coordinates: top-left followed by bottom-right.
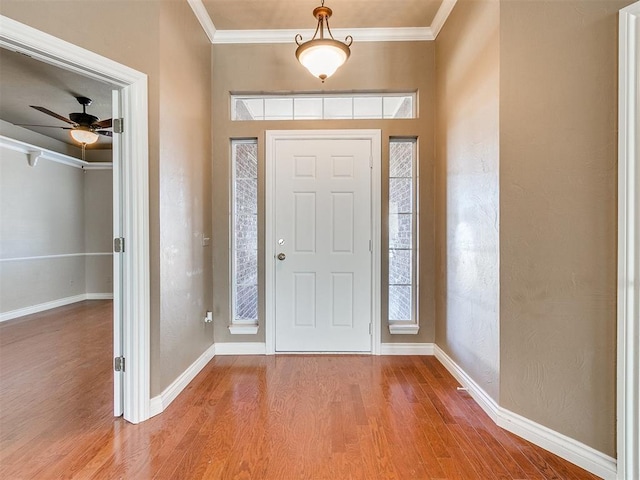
(0, 16), (151, 424)
(618, 4), (640, 479)
(265, 130), (381, 355)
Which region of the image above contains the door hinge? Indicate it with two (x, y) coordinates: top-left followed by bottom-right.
(114, 356), (125, 372)
(369, 323), (372, 335)
(369, 155), (373, 168)
(113, 118), (124, 134)
(114, 237), (125, 253)
(369, 240), (372, 252)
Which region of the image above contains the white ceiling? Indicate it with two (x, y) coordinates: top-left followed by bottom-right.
(0, 48), (113, 153)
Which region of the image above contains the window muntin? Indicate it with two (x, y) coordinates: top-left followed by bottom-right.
(232, 140), (258, 329)
(232, 93), (416, 121)
(388, 139), (418, 333)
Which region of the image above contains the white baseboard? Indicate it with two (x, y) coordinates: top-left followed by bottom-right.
(86, 293), (114, 300)
(380, 342), (434, 355)
(0, 293), (113, 323)
(214, 342), (266, 355)
(149, 343), (216, 418)
(497, 407), (617, 480)
(434, 345), (499, 422)
(433, 345), (617, 480)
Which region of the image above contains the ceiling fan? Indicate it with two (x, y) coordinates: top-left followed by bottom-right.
(19, 96), (113, 146)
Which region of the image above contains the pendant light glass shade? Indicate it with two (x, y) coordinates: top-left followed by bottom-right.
(295, 2), (352, 82)
(70, 126), (99, 145)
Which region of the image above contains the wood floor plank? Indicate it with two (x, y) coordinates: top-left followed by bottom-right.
(0, 301), (605, 479)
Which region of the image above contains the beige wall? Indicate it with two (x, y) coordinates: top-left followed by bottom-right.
(0, 146), (112, 313)
(0, 0), (213, 397)
(436, 0), (626, 457)
(157, 1), (213, 391)
(499, 0), (627, 456)
(212, 41), (436, 344)
(435, 0), (500, 400)
(84, 169), (113, 294)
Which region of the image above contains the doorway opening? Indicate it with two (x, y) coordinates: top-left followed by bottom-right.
(0, 15), (150, 423)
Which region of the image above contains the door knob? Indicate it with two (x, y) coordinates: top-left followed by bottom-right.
(277, 253), (286, 261)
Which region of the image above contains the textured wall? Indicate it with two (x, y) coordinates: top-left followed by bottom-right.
(0, 0), (213, 396)
(0, 146), (112, 313)
(211, 42), (436, 345)
(499, 0), (626, 456)
(435, 0), (501, 400)
(84, 169), (113, 294)
(157, 1), (213, 391)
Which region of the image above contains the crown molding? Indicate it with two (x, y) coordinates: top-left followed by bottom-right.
(212, 27), (434, 44)
(431, 0), (458, 38)
(188, 0), (457, 45)
(187, 0), (217, 44)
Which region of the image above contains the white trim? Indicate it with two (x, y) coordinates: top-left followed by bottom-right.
(388, 324), (420, 335)
(186, 0), (217, 44)
(0, 252), (112, 262)
(0, 15), (151, 425)
(265, 130), (381, 356)
(148, 343), (216, 418)
(434, 346), (617, 480)
(618, 4), (640, 480)
(86, 293), (114, 300)
(212, 27), (433, 44)
(215, 342), (266, 355)
(499, 409), (617, 480)
(380, 343), (433, 355)
(434, 345), (499, 422)
(430, 0), (458, 38)
(185, 0), (460, 45)
(0, 135), (112, 170)
(0, 293), (112, 323)
(228, 324), (259, 335)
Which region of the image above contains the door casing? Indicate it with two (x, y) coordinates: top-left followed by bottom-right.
(265, 130), (382, 355)
(0, 15), (151, 424)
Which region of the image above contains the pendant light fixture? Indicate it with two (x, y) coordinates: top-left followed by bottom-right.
(295, 0), (353, 82)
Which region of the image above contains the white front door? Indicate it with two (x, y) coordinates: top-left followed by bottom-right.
(269, 132), (376, 352)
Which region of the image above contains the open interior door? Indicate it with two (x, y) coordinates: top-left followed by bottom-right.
(112, 88), (124, 417)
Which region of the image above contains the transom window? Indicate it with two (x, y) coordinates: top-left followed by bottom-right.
(232, 93), (416, 121)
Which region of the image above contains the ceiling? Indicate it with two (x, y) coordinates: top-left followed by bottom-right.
(201, 0), (444, 30)
(0, 1), (447, 159)
(0, 48), (114, 154)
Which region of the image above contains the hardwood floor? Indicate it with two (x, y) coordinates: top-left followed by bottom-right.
(0, 301), (600, 479)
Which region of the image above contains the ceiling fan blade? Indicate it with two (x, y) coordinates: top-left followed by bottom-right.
(94, 118), (112, 129)
(30, 105), (76, 125)
(14, 123), (71, 130)
(96, 130), (112, 137)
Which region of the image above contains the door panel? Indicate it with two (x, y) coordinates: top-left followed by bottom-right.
(112, 89), (123, 416)
(274, 137), (372, 352)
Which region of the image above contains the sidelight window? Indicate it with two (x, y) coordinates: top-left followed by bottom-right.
(388, 139), (419, 334)
(230, 139), (259, 334)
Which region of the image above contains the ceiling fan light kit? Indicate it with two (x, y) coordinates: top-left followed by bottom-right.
(295, 0), (352, 82)
(26, 95), (112, 146)
(69, 125), (99, 145)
